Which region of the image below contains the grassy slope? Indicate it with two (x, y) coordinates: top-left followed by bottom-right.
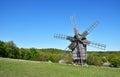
(0, 58), (120, 77)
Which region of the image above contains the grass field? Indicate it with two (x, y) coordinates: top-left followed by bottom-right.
(0, 57), (120, 77)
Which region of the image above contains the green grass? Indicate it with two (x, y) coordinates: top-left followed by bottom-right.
(0, 57), (120, 77)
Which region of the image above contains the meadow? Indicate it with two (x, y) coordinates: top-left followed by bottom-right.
(0, 57), (120, 77)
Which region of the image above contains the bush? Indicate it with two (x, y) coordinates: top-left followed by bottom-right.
(48, 54), (59, 62)
(110, 58), (120, 67)
(108, 54), (120, 67)
(87, 54), (102, 66)
(35, 52), (48, 61)
(62, 53), (72, 64)
(108, 54), (117, 62)
(102, 56), (108, 63)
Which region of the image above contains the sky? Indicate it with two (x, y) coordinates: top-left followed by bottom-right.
(0, 0), (120, 51)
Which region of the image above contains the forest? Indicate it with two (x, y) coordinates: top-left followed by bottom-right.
(0, 40), (120, 67)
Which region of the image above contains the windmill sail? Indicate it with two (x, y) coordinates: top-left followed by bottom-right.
(54, 34), (67, 40)
(81, 21), (99, 38)
(70, 16), (79, 35)
(70, 16), (82, 40)
(89, 41), (106, 50)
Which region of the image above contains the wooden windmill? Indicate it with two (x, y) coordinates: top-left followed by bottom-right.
(54, 16), (106, 65)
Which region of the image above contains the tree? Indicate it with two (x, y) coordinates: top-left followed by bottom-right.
(4, 41), (19, 58)
(19, 48), (26, 59)
(0, 40), (7, 57)
(29, 48), (38, 60)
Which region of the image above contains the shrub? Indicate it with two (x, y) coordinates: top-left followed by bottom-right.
(62, 53), (72, 64)
(48, 54), (59, 62)
(87, 54), (102, 66)
(107, 54), (117, 62)
(102, 56), (108, 63)
(110, 58), (120, 67)
(35, 52), (48, 61)
(108, 54), (120, 67)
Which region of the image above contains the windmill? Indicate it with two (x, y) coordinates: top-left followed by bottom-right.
(54, 16), (106, 66)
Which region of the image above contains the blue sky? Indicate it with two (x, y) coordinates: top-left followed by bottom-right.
(0, 0), (120, 51)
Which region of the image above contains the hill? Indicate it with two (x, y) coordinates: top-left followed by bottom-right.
(0, 57), (120, 77)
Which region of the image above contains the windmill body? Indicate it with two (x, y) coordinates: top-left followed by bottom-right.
(54, 16), (106, 65)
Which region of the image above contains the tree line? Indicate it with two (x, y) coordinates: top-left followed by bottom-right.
(0, 40), (64, 62)
(0, 40), (120, 67)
